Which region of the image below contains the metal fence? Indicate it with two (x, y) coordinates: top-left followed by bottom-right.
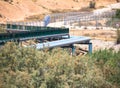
(49, 10), (120, 29)
(68, 17), (120, 30)
(0, 24), (6, 33)
(0, 9), (119, 32)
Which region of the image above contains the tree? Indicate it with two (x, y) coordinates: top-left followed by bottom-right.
(89, 0), (96, 8)
(3, 0), (13, 3)
(116, 0), (120, 2)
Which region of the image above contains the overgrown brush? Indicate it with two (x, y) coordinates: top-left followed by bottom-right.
(91, 49), (120, 87)
(0, 43), (120, 88)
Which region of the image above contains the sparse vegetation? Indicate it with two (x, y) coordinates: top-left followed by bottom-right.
(116, 0), (120, 2)
(73, 0), (79, 2)
(0, 43), (120, 88)
(3, 0), (13, 3)
(0, 24), (6, 33)
(113, 9), (120, 44)
(32, 0), (37, 2)
(115, 9), (120, 19)
(0, 14), (2, 18)
(25, 14), (45, 21)
(89, 0), (96, 8)
(116, 29), (120, 44)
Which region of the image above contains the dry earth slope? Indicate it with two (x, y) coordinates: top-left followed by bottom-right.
(0, 0), (117, 23)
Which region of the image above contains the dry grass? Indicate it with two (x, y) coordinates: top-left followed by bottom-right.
(25, 14), (45, 21)
(70, 29), (116, 41)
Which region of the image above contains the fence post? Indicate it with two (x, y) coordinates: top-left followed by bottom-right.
(88, 43), (92, 54)
(71, 45), (75, 55)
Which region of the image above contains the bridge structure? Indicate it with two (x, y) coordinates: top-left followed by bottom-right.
(3, 3), (119, 54)
(27, 36), (92, 54)
(0, 21), (92, 54)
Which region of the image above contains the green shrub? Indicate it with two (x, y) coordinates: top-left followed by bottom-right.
(89, 0), (96, 8)
(91, 49), (120, 87)
(0, 43), (120, 88)
(116, 29), (120, 44)
(115, 9), (120, 19)
(91, 49), (115, 63)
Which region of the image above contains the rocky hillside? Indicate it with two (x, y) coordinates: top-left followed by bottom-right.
(0, 0), (117, 23)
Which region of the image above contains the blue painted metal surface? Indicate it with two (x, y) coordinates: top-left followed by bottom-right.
(71, 45), (75, 55)
(0, 27), (69, 43)
(88, 43), (92, 53)
(29, 36), (91, 52)
(43, 15), (51, 26)
(27, 36), (92, 53)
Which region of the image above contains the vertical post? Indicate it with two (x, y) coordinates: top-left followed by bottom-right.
(10, 21), (12, 29)
(96, 16), (98, 29)
(71, 45), (75, 55)
(88, 43), (92, 54)
(68, 34), (70, 38)
(86, 16), (87, 28)
(79, 18), (81, 27)
(85, 16), (87, 29)
(23, 21), (25, 30)
(64, 19), (66, 25)
(6, 21), (8, 29)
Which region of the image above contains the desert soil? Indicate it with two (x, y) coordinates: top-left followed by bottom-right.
(0, 0), (117, 23)
(70, 29), (120, 52)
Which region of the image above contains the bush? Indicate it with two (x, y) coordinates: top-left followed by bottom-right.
(0, 43), (120, 88)
(116, 0), (120, 2)
(3, 0), (13, 3)
(115, 9), (120, 19)
(116, 29), (120, 44)
(89, 0), (96, 8)
(91, 49), (120, 87)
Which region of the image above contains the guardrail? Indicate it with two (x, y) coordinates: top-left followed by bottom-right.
(0, 27), (69, 44)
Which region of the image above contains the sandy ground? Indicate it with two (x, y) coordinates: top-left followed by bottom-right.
(0, 0), (117, 23)
(77, 39), (120, 52)
(70, 29), (120, 52)
(70, 29), (116, 41)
